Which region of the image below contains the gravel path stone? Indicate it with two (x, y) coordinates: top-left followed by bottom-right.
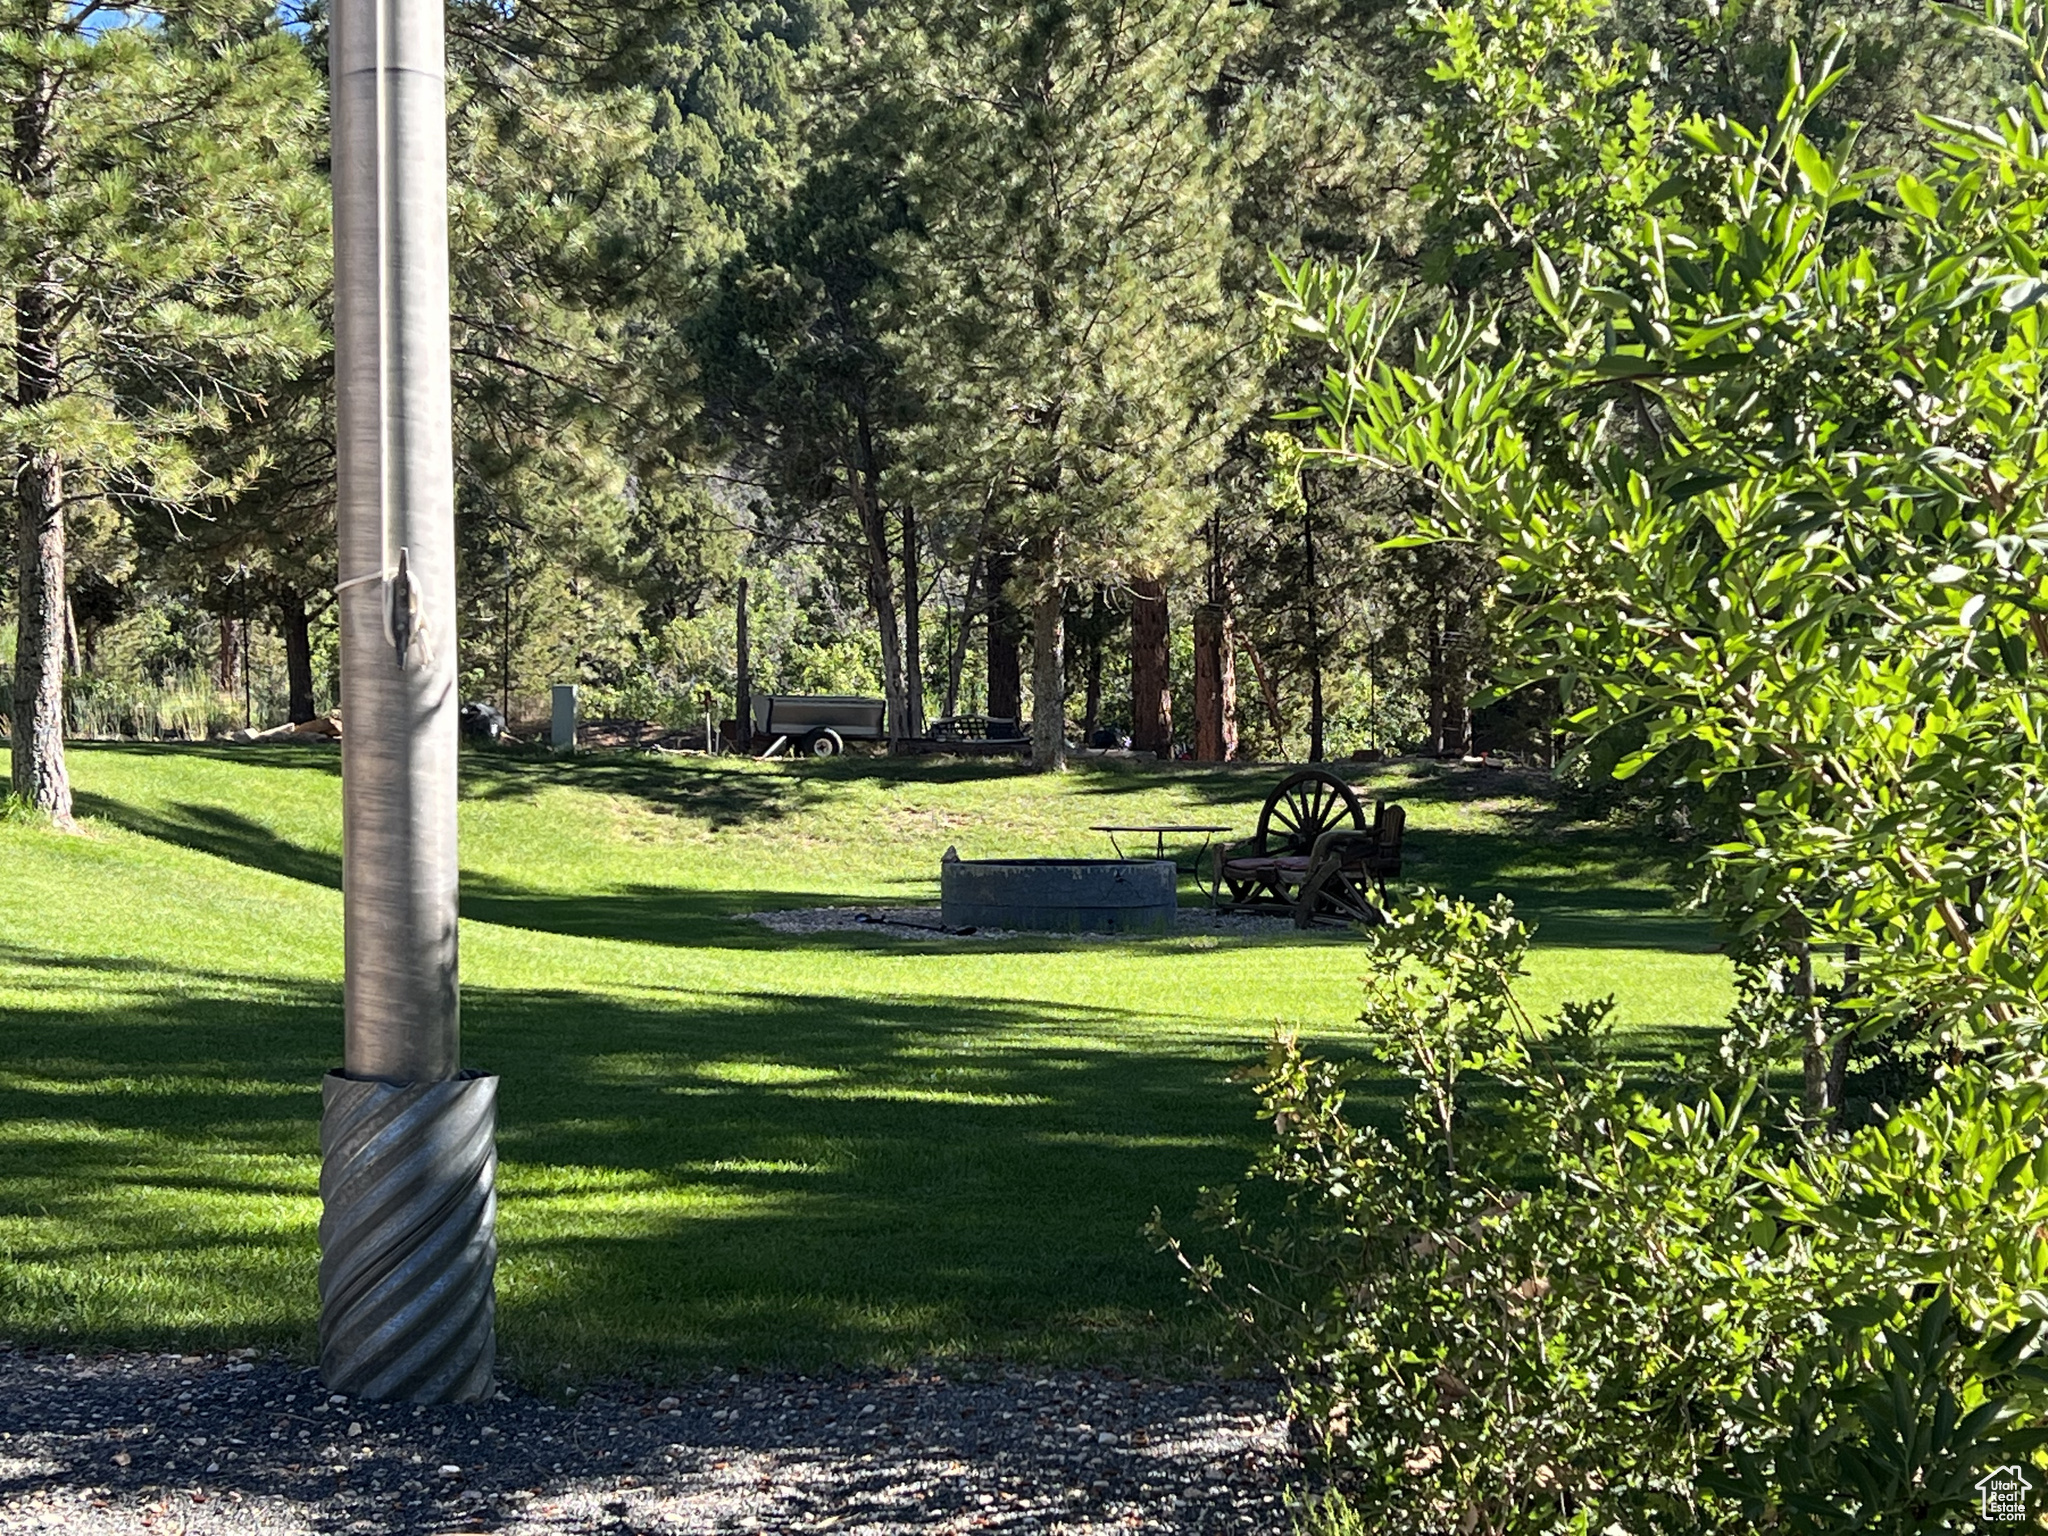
(0, 1349), (1300, 1535)
(743, 908), (1299, 942)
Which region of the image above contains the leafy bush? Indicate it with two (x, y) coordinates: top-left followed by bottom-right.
(1708, 1293), (2048, 1531)
(1157, 893), (2048, 1534)
(1275, 0), (2048, 1115)
(1225, 0), (2048, 1525)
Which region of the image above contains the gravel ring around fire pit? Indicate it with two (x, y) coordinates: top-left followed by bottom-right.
(0, 1348), (1302, 1535)
(743, 906), (1301, 941)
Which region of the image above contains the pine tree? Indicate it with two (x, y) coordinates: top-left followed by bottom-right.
(868, 0), (1258, 769)
(0, 3), (325, 820)
(681, 2), (936, 747)
(136, 3), (760, 732)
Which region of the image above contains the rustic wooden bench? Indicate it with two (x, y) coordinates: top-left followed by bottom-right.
(1213, 768), (1403, 928)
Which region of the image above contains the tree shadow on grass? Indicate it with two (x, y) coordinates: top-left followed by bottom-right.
(69, 740), (344, 778)
(1405, 822), (1714, 952)
(456, 748), (828, 831)
(0, 948), (1370, 1373)
(62, 788), (1326, 953)
(73, 793), (345, 890)
(72, 788), (1710, 953)
(69, 746), (1712, 955)
(67, 739), (1571, 826)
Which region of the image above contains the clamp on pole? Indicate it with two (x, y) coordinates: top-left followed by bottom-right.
(335, 546), (429, 669)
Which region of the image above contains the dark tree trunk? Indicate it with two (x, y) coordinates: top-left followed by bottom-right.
(1826, 941), (1860, 1113)
(1428, 585), (1474, 757)
(848, 411), (906, 749)
(1244, 638), (1285, 745)
(986, 550), (1022, 725)
(281, 590), (317, 724)
(1445, 604), (1471, 755)
(1197, 508), (1233, 761)
(1427, 601), (1448, 756)
(1304, 514), (1323, 763)
(12, 443), (69, 823)
(1029, 560), (1066, 772)
(1081, 586), (1105, 742)
(735, 578), (752, 751)
(901, 505), (923, 742)
(9, 53), (69, 821)
(10, 253), (70, 822)
(1195, 602), (1236, 762)
(1129, 577), (1171, 757)
(1790, 916), (1836, 1122)
(500, 548), (514, 723)
(217, 614), (240, 693)
(943, 554), (980, 719)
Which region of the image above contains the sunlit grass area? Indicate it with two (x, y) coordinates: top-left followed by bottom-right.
(0, 743), (1732, 1382)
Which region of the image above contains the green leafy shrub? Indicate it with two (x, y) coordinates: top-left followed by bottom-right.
(1708, 1294), (2048, 1531)
(1273, 0), (2048, 1112)
(1157, 892), (2048, 1534)
(1227, 0), (2048, 1525)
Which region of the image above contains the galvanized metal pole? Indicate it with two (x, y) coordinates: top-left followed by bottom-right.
(320, 0), (497, 1404)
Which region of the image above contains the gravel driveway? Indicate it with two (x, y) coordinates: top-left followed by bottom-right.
(0, 1349), (1300, 1535)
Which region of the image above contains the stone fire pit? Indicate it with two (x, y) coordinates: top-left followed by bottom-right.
(939, 855), (1177, 934)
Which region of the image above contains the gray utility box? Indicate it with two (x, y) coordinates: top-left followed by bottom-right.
(752, 694), (888, 742)
(551, 684), (578, 751)
(941, 857), (1177, 934)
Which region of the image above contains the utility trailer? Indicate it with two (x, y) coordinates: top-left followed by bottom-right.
(751, 694), (887, 757)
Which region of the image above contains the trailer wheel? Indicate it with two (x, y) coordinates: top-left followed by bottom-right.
(801, 727), (844, 758)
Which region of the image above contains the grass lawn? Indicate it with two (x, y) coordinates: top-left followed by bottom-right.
(0, 743), (1732, 1384)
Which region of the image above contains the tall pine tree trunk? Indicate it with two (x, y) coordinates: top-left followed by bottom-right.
(1194, 602), (1236, 761)
(1444, 595), (1472, 755)
(985, 549), (1022, 725)
(1030, 577), (1066, 772)
(901, 505), (923, 742)
(1129, 576), (1171, 756)
(1304, 513), (1324, 763)
(1081, 586), (1106, 743)
(11, 280), (71, 824)
(848, 418), (906, 749)
(12, 442), (69, 823)
(735, 578), (752, 751)
(1028, 534), (1066, 771)
(10, 52), (70, 824)
(217, 614), (240, 693)
(1428, 600), (1448, 756)
(280, 589), (317, 724)
(943, 554), (980, 719)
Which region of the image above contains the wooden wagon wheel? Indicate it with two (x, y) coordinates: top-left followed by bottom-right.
(1294, 854), (1388, 930)
(1255, 769), (1366, 856)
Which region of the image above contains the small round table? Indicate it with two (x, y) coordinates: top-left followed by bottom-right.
(1089, 823), (1232, 864)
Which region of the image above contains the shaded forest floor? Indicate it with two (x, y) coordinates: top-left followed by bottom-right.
(0, 745), (1731, 1384)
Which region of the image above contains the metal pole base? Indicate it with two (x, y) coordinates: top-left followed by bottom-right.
(319, 1070), (497, 1403)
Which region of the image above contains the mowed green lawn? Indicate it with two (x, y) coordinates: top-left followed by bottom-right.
(0, 743), (1731, 1383)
